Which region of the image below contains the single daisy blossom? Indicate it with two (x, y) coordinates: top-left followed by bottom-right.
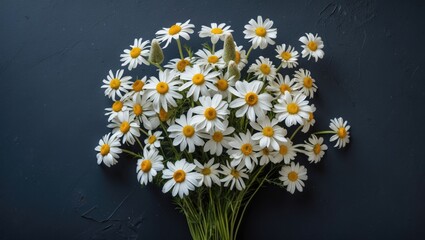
(275, 44), (299, 68)
(266, 74), (297, 99)
(234, 43), (248, 70)
(192, 95), (229, 132)
(304, 134), (328, 163)
(105, 99), (128, 122)
(120, 38), (150, 71)
(124, 77), (147, 101)
(299, 33), (324, 62)
(195, 49), (225, 69)
(136, 147), (164, 185)
(329, 117), (351, 148)
(227, 131), (261, 171)
(200, 120), (235, 156)
(243, 16), (277, 49)
(273, 139), (297, 164)
(101, 70), (132, 101)
(220, 162), (249, 191)
(255, 147), (279, 166)
(124, 94), (156, 130)
(301, 104), (316, 133)
(293, 69), (317, 98)
(199, 23), (233, 44)
(162, 159), (203, 198)
(274, 92), (312, 127)
(95, 133), (122, 167)
(156, 20), (195, 48)
(251, 116), (287, 151)
(248, 56), (276, 81)
(164, 57), (193, 76)
(144, 130), (164, 149)
(279, 162), (308, 194)
(179, 65), (220, 101)
(194, 158), (221, 187)
(167, 109), (204, 153)
(107, 111), (140, 145)
(212, 72), (235, 102)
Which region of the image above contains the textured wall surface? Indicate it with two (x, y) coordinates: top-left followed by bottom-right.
(1, 0), (424, 239)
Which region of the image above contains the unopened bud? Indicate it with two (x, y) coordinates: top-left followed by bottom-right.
(149, 39), (164, 65)
(223, 34), (236, 63)
(227, 60), (240, 80)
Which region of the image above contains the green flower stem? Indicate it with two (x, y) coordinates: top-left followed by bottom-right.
(176, 38), (184, 59)
(275, 62), (283, 72)
(245, 45), (254, 59)
(290, 125), (304, 141)
(160, 121), (180, 158)
(149, 60), (164, 71)
(212, 43), (216, 54)
(313, 130), (335, 135)
(139, 128), (149, 137)
(121, 149), (142, 158)
(135, 137), (144, 150)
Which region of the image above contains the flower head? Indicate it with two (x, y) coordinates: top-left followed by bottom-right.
(137, 147), (164, 185)
(101, 70), (132, 101)
(107, 111), (141, 145)
(167, 109), (204, 153)
(200, 120), (235, 156)
(274, 92), (312, 127)
(251, 116), (287, 151)
(275, 44), (299, 68)
(243, 16), (277, 49)
(120, 38), (150, 70)
(220, 162), (249, 191)
(293, 69), (317, 98)
(329, 117), (351, 148)
(162, 159), (203, 198)
(266, 74), (296, 99)
(194, 158), (221, 187)
(95, 133), (122, 167)
(192, 94), (229, 132)
(199, 23), (233, 44)
(179, 65), (220, 101)
(248, 56), (276, 81)
(227, 131), (261, 171)
(156, 20), (195, 48)
(279, 162), (308, 194)
(304, 134), (328, 163)
(299, 33), (324, 62)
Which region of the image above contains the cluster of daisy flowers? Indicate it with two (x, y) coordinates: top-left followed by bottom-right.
(95, 16), (350, 198)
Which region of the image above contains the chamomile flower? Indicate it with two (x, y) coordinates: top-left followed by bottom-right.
(195, 49), (225, 69)
(101, 70), (132, 101)
(243, 16), (277, 49)
(108, 111), (141, 145)
(136, 147), (164, 185)
(273, 139), (297, 164)
(266, 74), (297, 99)
(164, 57), (193, 76)
(275, 44), (299, 68)
(234, 43), (248, 70)
(293, 69), (317, 98)
(105, 99), (128, 122)
(200, 120), (235, 156)
(95, 133), (122, 167)
(229, 80), (273, 122)
(279, 162), (308, 194)
(120, 38), (150, 71)
(251, 116), (287, 151)
(227, 131), (261, 171)
(167, 109), (204, 153)
(301, 104), (316, 133)
(179, 65), (220, 101)
(124, 77), (147, 101)
(248, 56), (276, 81)
(124, 94), (156, 130)
(220, 162), (249, 191)
(194, 158), (221, 187)
(162, 159), (203, 198)
(212, 72), (235, 102)
(144, 69), (182, 113)
(192, 95), (229, 132)
(144, 130), (164, 149)
(199, 23), (233, 44)
(255, 147), (279, 166)
(329, 117), (351, 148)
(304, 135), (328, 163)
(274, 92), (312, 127)
(156, 20), (195, 48)
(299, 33), (324, 62)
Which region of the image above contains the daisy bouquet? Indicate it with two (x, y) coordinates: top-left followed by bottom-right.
(95, 16), (351, 240)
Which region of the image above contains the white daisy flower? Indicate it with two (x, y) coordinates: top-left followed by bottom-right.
(255, 147), (279, 166)
(274, 92), (312, 127)
(179, 65), (220, 101)
(279, 162), (308, 194)
(95, 133), (122, 167)
(275, 44), (299, 69)
(167, 109), (204, 153)
(148, 107), (174, 129)
(194, 158), (221, 187)
(229, 80), (273, 122)
(273, 139), (297, 164)
(266, 74), (297, 99)
(162, 159), (203, 198)
(195, 49), (225, 69)
(107, 111), (140, 145)
(123, 77), (147, 101)
(248, 56), (276, 81)
(156, 20), (195, 48)
(192, 95), (229, 132)
(227, 131), (261, 171)
(144, 130), (164, 149)
(200, 120), (235, 156)
(144, 69), (182, 113)
(212, 72), (235, 102)
(293, 69), (317, 98)
(304, 134), (328, 163)
(199, 23), (233, 44)
(329, 117), (351, 148)
(243, 16), (277, 49)
(120, 38), (150, 71)
(101, 69), (132, 101)
(105, 99), (128, 122)
(301, 104), (316, 133)
(136, 147), (164, 185)
(299, 33), (324, 62)
(164, 57), (193, 75)
(124, 94), (156, 130)
(220, 162), (249, 191)
(234, 43), (248, 70)
(251, 116), (287, 151)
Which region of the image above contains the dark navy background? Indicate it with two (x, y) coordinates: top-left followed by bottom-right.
(1, 0), (424, 239)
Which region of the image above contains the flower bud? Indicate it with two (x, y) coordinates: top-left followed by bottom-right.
(149, 39), (164, 65)
(223, 34), (236, 64)
(227, 60), (240, 80)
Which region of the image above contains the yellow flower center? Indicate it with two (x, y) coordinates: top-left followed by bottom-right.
(288, 171), (298, 182)
(281, 51), (292, 61)
(211, 28), (223, 34)
(212, 131), (223, 142)
(177, 59), (190, 72)
(109, 78), (121, 90)
(262, 126), (274, 137)
(133, 103), (143, 116)
(216, 79), (228, 91)
(148, 135), (157, 144)
(140, 160), (152, 172)
(159, 108), (169, 122)
(280, 84), (291, 93)
(307, 41), (318, 51)
(132, 80), (144, 92)
(231, 169), (240, 178)
(202, 167), (211, 175)
(120, 121), (130, 134)
(262, 148), (270, 155)
(173, 169), (186, 183)
(234, 51), (241, 64)
(207, 55), (219, 64)
(241, 143), (253, 156)
(192, 73), (205, 85)
(168, 24), (182, 35)
(308, 112), (314, 122)
(313, 144), (321, 155)
(245, 92), (258, 106)
(255, 27), (267, 37)
(112, 101), (123, 112)
(303, 77), (313, 88)
(156, 82), (169, 94)
(182, 125), (195, 137)
(279, 145), (288, 155)
(260, 63), (271, 75)
(338, 127), (347, 138)
(100, 144), (110, 156)
(204, 107), (217, 120)
(130, 47), (142, 58)
(287, 103), (299, 114)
